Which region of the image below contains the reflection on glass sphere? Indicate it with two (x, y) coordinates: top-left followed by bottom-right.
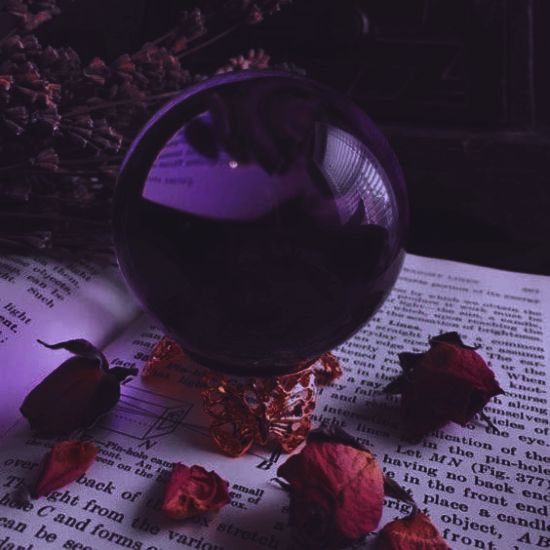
(114, 71), (409, 376)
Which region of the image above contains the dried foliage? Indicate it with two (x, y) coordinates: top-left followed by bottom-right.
(0, 0), (292, 258)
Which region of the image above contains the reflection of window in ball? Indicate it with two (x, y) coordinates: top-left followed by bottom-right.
(315, 124), (394, 228)
(114, 71), (409, 377)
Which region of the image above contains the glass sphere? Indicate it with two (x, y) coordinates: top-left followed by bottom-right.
(113, 71), (408, 377)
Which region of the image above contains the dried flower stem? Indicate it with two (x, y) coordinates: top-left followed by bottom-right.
(177, 23), (241, 60)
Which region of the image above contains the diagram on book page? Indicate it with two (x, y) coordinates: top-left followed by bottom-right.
(96, 385), (194, 442)
(95, 374), (283, 471)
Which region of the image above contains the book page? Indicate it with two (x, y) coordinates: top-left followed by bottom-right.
(0, 255), (141, 436)
(0, 253), (548, 549)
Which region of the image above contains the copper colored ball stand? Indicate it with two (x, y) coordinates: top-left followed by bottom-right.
(144, 337), (342, 457)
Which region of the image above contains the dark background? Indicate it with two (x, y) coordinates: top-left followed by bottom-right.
(41, 0), (550, 274)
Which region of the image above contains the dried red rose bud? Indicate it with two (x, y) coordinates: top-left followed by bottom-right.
(375, 510), (450, 550)
(385, 332), (503, 441)
(34, 440), (97, 497)
(20, 339), (137, 437)
(162, 464), (230, 519)
(277, 428), (384, 549)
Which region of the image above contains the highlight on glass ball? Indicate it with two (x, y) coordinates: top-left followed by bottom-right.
(114, 70), (409, 377)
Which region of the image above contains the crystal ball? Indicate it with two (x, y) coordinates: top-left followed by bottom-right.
(113, 71), (408, 377)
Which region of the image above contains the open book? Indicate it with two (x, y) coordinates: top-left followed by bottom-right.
(0, 253), (548, 549)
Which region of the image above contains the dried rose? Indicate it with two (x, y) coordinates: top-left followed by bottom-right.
(20, 339), (137, 437)
(277, 428), (384, 549)
(375, 510), (450, 550)
(162, 464), (230, 519)
(384, 332), (503, 441)
(34, 440), (97, 497)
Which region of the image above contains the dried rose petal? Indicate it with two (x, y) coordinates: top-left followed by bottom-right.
(162, 463), (230, 519)
(34, 440), (97, 497)
(375, 511), (450, 549)
(385, 332), (503, 441)
(20, 339), (137, 437)
(277, 428), (384, 549)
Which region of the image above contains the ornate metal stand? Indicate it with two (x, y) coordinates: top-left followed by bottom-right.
(145, 337), (342, 457)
